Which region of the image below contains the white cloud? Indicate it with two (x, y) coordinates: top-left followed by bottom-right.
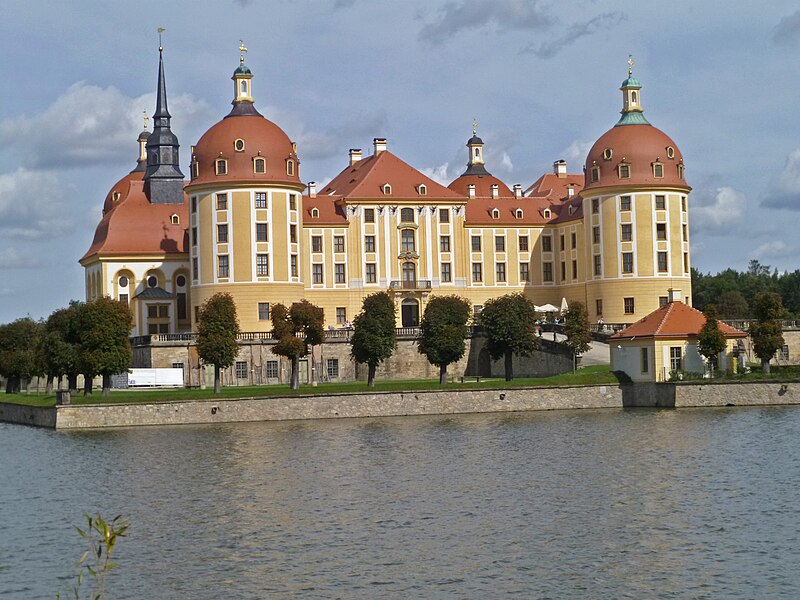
(0, 168), (74, 239)
(497, 151), (513, 172)
(0, 82), (212, 169)
(521, 12), (626, 58)
(752, 240), (798, 260)
(421, 162), (452, 185)
(420, 0), (554, 43)
(690, 186), (746, 232)
(0, 247), (41, 269)
(773, 10), (800, 45)
(762, 148), (800, 209)
(559, 139), (592, 166)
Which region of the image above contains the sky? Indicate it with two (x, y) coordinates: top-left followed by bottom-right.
(2, 0), (800, 324)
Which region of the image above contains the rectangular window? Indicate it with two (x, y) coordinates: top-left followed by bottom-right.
(147, 305), (158, 318)
(289, 194), (296, 210)
(655, 195), (666, 210)
(258, 302), (270, 320)
(520, 263), (530, 282)
(657, 251), (668, 272)
(191, 227), (197, 246)
(365, 263), (377, 283)
(401, 230), (416, 252)
(236, 361), (248, 379)
(471, 235), (481, 252)
(365, 235), (375, 252)
(472, 262), (482, 282)
(256, 254), (269, 276)
(495, 236), (506, 252)
(621, 223), (632, 242)
(334, 235), (345, 253)
(593, 226), (600, 244)
(192, 257), (198, 280)
(148, 323), (158, 334)
(682, 196), (687, 212)
(496, 262), (506, 282)
(656, 223), (667, 240)
(659, 296), (669, 307)
(441, 262), (452, 282)
(327, 358), (340, 380)
(654, 164), (664, 178)
(682, 224), (688, 240)
(519, 235), (529, 251)
(172, 362), (184, 373)
(619, 164), (630, 179)
(624, 297), (635, 315)
(440, 235), (450, 252)
(560, 235), (565, 251)
(216, 193), (228, 210)
(256, 223), (268, 242)
(439, 208), (450, 222)
(542, 236), (552, 252)
(312, 264), (323, 284)
(591, 167), (600, 182)
(571, 232), (577, 249)
(177, 293), (187, 320)
(670, 346), (682, 372)
(217, 224), (228, 243)
(312, 236), (322, 253)
(335, 263), (346, 283)
(158, 305), (168, 318)
(592, 198), (599, 214)
(596, 299), (603, 316)
(683, 252), (689, 274)
(641, 348), (649, 373)
(364, 208), (375, 223)
(620, 195), (631, 211)
(594, 255), (602, 276)
(622, 252), (634, 273)
(119, 293), (129, 307)
(265, 360), (279, 379)
(191, 197), (197, 213)
(290, 224), (297, 243)
(336, 307), (346, 324)
(781, 344), (790, 361)
(290, 254), (298, 277)
(218, 255), (229, 278)
(255, 192), (267, 208)
(560, 261), (566, 281)
(543, 262), (553, 282)
(572, 260), (578, 279)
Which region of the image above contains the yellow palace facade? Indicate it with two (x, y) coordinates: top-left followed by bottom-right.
(81, 48), (692, 336)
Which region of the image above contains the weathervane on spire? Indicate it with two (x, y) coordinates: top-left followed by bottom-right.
(473, 118), (477, 136)
(627, 54), (634, 76)
(158, 27), (165, 52)
(143, 111), (149, 131)
(239, 39), (248, 64)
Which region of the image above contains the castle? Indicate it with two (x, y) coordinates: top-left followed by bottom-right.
(81, 47), (692, 339)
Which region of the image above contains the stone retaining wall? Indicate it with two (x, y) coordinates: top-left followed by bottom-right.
(0, 403), (56, 428)
(623, 380), (800, 408)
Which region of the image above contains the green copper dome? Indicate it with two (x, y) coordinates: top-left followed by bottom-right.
(234, 63), (252, 77)
(621, 76), (641, 88)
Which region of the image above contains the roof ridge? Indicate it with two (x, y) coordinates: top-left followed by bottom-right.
(653, 302), (674, 336)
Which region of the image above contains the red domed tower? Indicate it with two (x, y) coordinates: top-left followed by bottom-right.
(581, 58), (692, 324)
(185, 43), (306, 330)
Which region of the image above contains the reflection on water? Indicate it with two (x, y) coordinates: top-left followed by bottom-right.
(2, 407), (800, 598)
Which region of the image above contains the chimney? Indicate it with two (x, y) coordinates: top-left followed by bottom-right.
(668, 288), (682, 303)
(513, 184), (523, 198)
(308, 181), (317, 198)
(491, 184), (499, 199)
(373, 138), (387, 156)
(349, 148), (362, 166)
(468, 183), (476, 198)
(554, 159), (567, 178)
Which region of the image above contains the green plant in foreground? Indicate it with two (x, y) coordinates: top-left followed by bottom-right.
(57, 513), (128, 600)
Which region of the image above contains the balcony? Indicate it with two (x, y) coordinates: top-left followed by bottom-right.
(389, 279), (432, 290)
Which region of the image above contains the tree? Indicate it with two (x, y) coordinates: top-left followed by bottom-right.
(75, 297), (134, 397)
(562, 301), (592, 372)
(271, 300), (324, 390)
(197, 293), (240, 393)
(697, 305), (727, 374)
(418, 295), (471, 384)
(0, 317), (44, 393)
(749, 292), (784, 374)
(716, 290), (749, 320)
(350, 292), (397, 387)
(39, 305), (81, 394)
(479, 293), (539, 381)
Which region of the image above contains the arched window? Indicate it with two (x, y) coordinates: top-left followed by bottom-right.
(515, 208), (524, 219)
(170, 214), (180, 225)
(418, 184), (427, 196)
(543, 208), (551, 219)
(652, 162), (664, 178)
(401, 229), (415, 252)
(591, 166), (600, 182)
(382, 183), (392, 195)
(474, 148), (480, 158)
(618, 163), (630, 179)
(631, 91), (637, 104)
(190, 161), (199, 179)
(241, 81), (247, 94)
(400, 207), (414, 223)
(491, 208), (500, 219)
(215, 159), (228, 175)
(402, 261), (416, 282)
(286, 159), (295, 176)
(254, 157), (266, 173)
(310, 207), (319, 219)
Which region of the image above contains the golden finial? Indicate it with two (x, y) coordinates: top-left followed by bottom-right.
(239, 39), (248, 64)
(472, 118), (477, 136)
(143, 111), (149, 131)
(627, 54), (634, 76)
(157, 27), (165, 52)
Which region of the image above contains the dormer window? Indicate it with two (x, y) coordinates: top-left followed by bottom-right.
(190, 161), (199, 179)
(652, 162), (664, 178)
(417, 184), (427, 196)
(234, 139), (245, 152)
(170, 214), (180, 225)
(618, 163), (630, 179)
(491, 208), (500, 220)
(215, 159), (228, 175)
(286, 159), (295, 176)
(382, 183), (392, 195)
(254, 157), (266, 174)
(603, 148), (613, 160)
(400, 207), (414, 223)
(591, 165), (600, 182)
(677, 163), (685, 179)
(543, 208), (552, 219)
(666, 146), (675, 159)
(310, 207), (320, 219)
(112, 191), (121, 202)
(515, 208), (524, 219)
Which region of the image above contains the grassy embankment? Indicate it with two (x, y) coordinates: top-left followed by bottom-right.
(3, 365), (620, 407)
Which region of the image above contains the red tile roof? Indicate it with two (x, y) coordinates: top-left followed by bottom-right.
(611, 302), (747, 340)
(448, 173), (513, 197)
(526, 173), (584, 202)
(303, 194), (348, 225)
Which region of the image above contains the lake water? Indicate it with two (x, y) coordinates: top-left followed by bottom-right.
(2, 406), (800, 598)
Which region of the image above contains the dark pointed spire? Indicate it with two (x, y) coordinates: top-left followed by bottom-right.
(144, 40), (185, 204)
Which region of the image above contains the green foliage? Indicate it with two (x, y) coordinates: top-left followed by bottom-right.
(715, 290), (749, 320)
(58, 513), (128, 600)
(697, 305), (727, 361)
(418, 295), (471, 382)
(0, 317), (44, 393)
(289, 300), (325, 348)
(74, 298), (133, 380)
(197, 293), (240, 369)
(40, 305), (81, 381)
(350, 292), (397, 386)
(562, 301), (592, 357)
(750, 292), (785, 372)
(271, 300), (325, 389)
(479, 293), (539, 381)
